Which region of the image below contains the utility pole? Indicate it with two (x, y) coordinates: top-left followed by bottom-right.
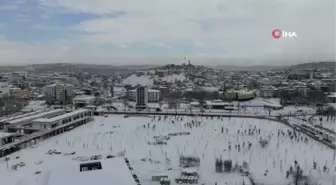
(5, 156), (10, 169)
(295, 166), (299, 185)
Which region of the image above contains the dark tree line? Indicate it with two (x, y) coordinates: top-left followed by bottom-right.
(279, 89), (326, 106)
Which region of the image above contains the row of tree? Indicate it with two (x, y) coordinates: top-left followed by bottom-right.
(0, 94), (26, 116)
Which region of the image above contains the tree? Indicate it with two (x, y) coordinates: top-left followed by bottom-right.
(210, 91), (220, 100)
(158, 101), (163, 109)
(307, 90), (326, 105)
(123, 99), (128, 111)
(94, 91), (101, 97)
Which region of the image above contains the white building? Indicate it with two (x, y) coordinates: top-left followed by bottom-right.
(32, 109), (92, 129)
(44, 83), (74, 103)
(73, 95), (95, 108)
(148, 89), (161, 102)
(6, 109), (65, 127)
(129, 88), (161, 103)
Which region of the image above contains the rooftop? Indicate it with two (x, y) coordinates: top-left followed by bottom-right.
(0, 132), (17, 138)
(47, 158), (137, 185)
(73, 95), (95, 101)
(8, 109), (65, 125)
(148, 89), (160, 93)
(33, 109), (90, 123)
(0, 110), (44, 123)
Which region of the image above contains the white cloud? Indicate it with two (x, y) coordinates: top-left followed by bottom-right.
(0, 5), (18, 10)
(0, 0), (334, 65)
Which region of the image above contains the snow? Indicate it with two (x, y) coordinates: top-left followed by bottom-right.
(22, 101), (48, 112)
(73, 95), (95, 101)
(160, 74), (186, 83)
(0, 132), (16, 138)
(122, 74), (154, 87)
(47, 158), (137, 185)
(34, 109), (90, 123)
(262, 99), (283, 108)
(0, 115), (334, 185)
(199, 86), (220, 92)
(310, 116), (336, 132)
(8, 109), (65, 125)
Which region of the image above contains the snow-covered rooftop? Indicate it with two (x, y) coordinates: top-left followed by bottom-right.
(73, 95), (95, 101)
(33, 109), (90, 123)
(148, 89), (160, 93)
(8, 109), (65, 125)
(122, 74), (153, 87)
(160, 74), (186, 83)
(0, 110), (44, 123)
(47, 158), (137, 185)
(0, 132), (16, 139)
(205, 101), (230, 106)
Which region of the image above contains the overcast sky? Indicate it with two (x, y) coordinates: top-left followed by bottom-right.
(0, 0), (335, 66)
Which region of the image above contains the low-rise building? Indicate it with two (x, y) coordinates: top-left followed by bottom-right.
(73, 95), (95, 108)
(148, 89), (161, 102)
(260, 86), (279, 98)
(46, 158), (137, 185)
(128, 88), (161, 103)
(32, 109), (92, 130)
(6, 109), (65, 127)
(0, 132), (18, 147)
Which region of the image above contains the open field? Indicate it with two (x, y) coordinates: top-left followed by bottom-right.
(0, 115), (334, 185)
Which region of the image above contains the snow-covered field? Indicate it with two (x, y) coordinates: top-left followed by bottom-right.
(110, 100), (316, 117)
(0, 115), (335, 185)
(311, 116), (336, 132)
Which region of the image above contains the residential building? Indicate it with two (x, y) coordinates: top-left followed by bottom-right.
(73, 96), (95, 108)
(260, 86), (279, 98)
(148, 89), (161, 102)
(44, 83), (74, 104)
(110, 85), (114, 97)
(128, 88), (160, 103)
(136, 86), (148, 109)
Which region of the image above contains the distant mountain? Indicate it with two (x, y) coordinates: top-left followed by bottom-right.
(0, 63), (157, 74)
(290, 61), (336, 70)
(210, 65), (286, 71)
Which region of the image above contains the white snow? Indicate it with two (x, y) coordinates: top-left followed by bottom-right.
(47, 158), (137, 185)
(160, 74), (186, 83)
(0, 132), (16, 138)
(122, 74), (154, 87)
(310, 116), (336, 132)
(0, 115), (334, 185)
(22, 101), (47, 112)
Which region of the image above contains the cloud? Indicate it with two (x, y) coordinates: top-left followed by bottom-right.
(0, 0), (334, 65)
(0, 5), (18, 10)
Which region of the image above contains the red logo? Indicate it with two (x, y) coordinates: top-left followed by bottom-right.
(272, 29), (282, 39)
